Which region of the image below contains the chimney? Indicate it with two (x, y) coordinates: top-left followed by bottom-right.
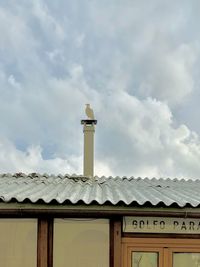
(81, 104), (97, 178)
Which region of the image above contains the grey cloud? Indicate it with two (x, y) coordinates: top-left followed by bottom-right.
(136, 43), (198, 105)
(0, 1), (200, 178)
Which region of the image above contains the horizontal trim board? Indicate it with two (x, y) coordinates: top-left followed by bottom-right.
(0, 208), (200, 218)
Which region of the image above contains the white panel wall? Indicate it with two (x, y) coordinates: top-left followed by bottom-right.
(0, 219), (37, 267)
(54, 219), (109, 267)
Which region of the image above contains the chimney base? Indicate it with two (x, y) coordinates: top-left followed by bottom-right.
(81, 119), (97, 178)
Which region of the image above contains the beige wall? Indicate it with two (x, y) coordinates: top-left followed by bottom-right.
(54, 219), (109, 267)
(0, 219), (37, 267)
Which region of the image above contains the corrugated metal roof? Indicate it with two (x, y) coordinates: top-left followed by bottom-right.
(0, 173), (199, 207)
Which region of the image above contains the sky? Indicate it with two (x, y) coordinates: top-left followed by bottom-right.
(1, 0), (200, 178)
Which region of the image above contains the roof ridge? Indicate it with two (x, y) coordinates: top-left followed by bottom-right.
(0, 173), (200, 182)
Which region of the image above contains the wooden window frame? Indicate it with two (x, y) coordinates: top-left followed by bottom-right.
(122, 237), (200, 267)
(126, 247), (163, 267)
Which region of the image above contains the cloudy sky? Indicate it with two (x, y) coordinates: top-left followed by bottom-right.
(1, 0), (200, 178)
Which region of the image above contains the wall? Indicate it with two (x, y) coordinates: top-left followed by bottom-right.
(53, 219), (109, 267)
(0, 219), (37, 267)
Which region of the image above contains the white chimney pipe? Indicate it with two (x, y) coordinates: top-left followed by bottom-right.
(81, 104), (97, 178)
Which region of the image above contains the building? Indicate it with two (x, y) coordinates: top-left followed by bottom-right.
(0, 115), (200, 267)
(0, 174), (200, 267)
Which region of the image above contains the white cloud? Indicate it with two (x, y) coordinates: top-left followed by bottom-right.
(96, 91), (200, 178)
(8, 75), (21, 90)
(95, 160), (114, 177)
(0, 137), (81, 174)
(46, 49), (64, 62)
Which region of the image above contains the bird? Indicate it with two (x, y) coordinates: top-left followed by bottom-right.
(85, 104), (95, 119)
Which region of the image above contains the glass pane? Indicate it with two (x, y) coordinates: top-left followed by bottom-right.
(0, 219), (37, 267)
(173, 253), (200, 267)
(132, 252), (158, 267)
(54, 219), (109, 267)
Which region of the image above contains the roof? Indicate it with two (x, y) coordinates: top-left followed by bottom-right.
(0, 173), (199, 208)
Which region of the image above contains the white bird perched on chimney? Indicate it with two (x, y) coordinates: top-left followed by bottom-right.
(85, 104), (95, 119)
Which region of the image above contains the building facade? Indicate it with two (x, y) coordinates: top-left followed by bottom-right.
(0, 173), (200, 267)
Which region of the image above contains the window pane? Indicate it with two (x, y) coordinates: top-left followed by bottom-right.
(54, 219), (109, 267)
(0, 219), (37, 267)
(132, 252), (158, 267)
(173, 253), (200, 267)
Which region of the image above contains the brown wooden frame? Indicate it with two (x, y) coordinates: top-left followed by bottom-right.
(110, 219), (122, 267)
(122, 237), (200, 267)
(37, 218), (53, 267)
(36, 218), (200, 267)
(38, 217), (116, 267)
(124, 247), (163, 267)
